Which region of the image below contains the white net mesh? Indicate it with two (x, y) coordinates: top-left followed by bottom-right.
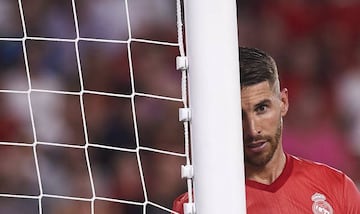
(0, 0), (190, 213)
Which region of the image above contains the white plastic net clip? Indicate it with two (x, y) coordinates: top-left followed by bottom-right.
(183, 202), (196, 214)
(176, 56), (188, 70)
(181, 164), (194, 179)
(179, 108), (191, 122)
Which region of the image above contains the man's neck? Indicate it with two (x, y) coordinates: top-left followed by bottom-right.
(245, 148), (286, 185)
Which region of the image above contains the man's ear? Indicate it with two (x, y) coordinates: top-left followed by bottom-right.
(280, 88), (289, 117)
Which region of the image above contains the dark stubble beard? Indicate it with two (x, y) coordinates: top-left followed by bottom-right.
(244, 122), (282, 168)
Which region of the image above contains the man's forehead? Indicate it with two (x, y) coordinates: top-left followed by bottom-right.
(241, 82), (274, 106)
(241, 81), (273, 96)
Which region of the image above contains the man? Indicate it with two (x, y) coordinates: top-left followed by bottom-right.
(173, 47), (360, 213)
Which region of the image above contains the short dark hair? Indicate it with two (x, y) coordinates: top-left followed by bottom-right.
(239, 47), (279, 92)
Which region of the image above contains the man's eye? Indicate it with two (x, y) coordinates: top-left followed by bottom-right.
(256, 105), (267, 113)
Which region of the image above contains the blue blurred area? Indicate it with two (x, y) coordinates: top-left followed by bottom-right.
(238, 0), (360, 188)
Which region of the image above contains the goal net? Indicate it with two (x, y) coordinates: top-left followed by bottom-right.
(0, 0), (189, 213)
(0, 0), (246, 213)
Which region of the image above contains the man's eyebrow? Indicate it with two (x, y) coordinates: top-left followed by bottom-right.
(254, 99), (271, 109)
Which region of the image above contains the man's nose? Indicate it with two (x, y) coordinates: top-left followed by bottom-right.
(243, 116), (261, 138)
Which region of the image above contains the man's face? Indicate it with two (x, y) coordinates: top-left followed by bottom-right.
(241, 81), (288, 168)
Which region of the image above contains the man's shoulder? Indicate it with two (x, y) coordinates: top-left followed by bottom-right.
(288, 154), (360, 212)
(290, 154), (342, 172)
(172, 192), (189, 214)
(289, 154), (345, 182)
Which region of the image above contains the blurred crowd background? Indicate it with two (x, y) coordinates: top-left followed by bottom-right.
(0, 0), (186, 213)
(0, 0), (359, 213)
(238, 0), (360, 189)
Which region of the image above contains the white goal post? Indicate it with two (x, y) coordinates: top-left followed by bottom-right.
(184, 0), (246, 213)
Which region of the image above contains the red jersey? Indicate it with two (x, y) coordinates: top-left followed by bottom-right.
(173, 154), (360, 214)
